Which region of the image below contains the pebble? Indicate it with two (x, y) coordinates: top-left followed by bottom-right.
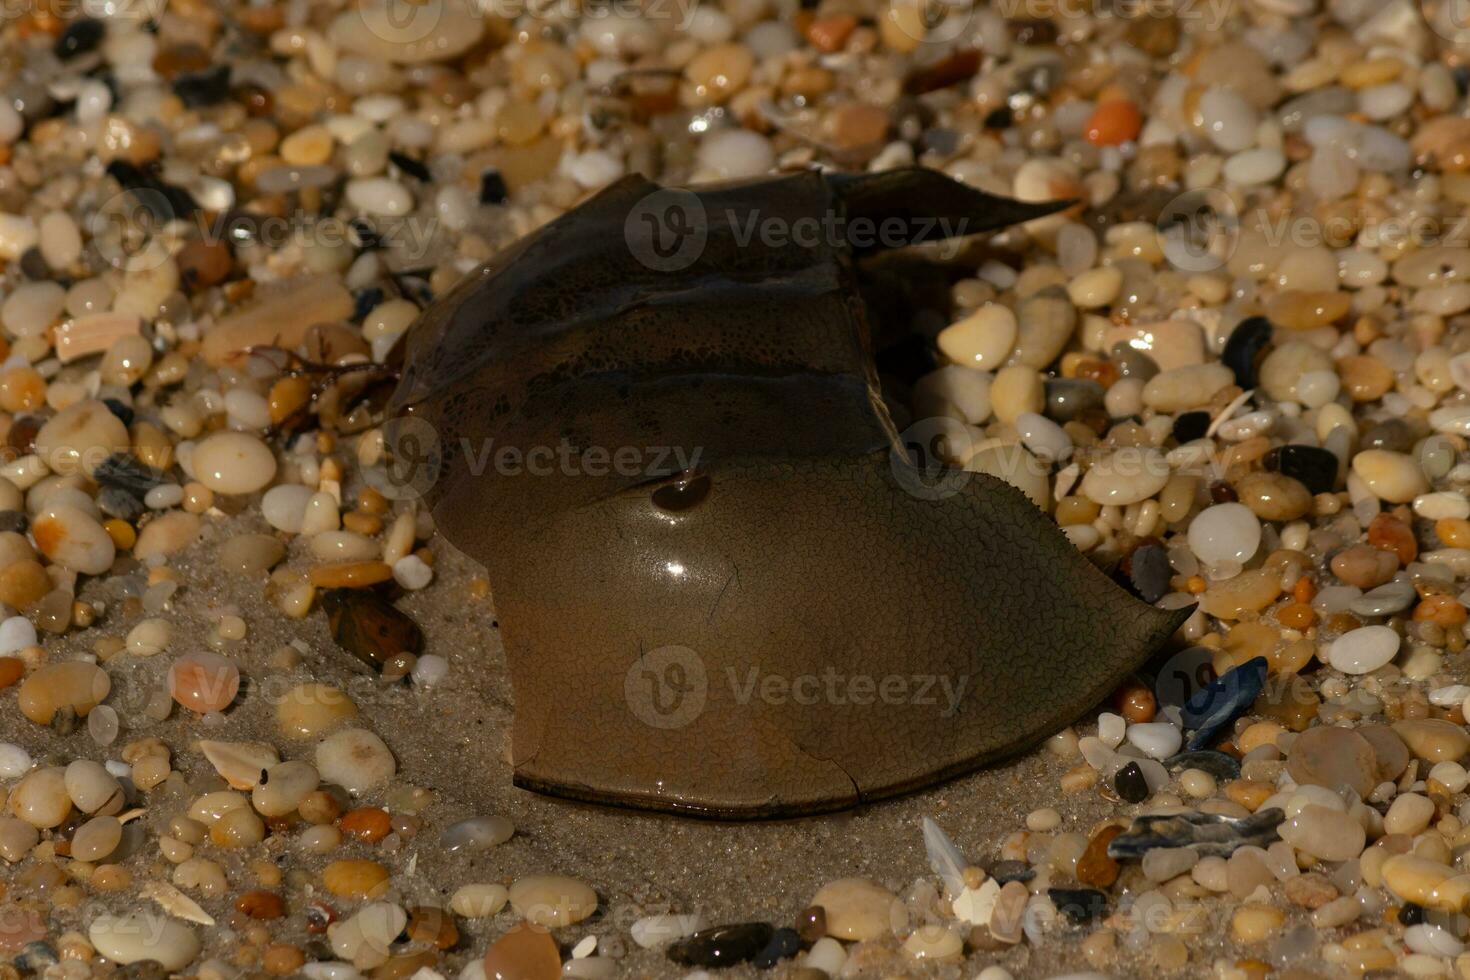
(34, 400), (128, 476)
(809, 878), (899, 941)
(0, 742), (32, 778)
(1351, 449), (1428, 502)
(65, 759), (121, 814)
(315, 728), (396, 795)
(508, 874), (599, 927)
(191, 432), (277, 495)
(18, 661), (110, 725)
(71, 814), (122, 861)
(323, 859), (391, 899)
(442, 815), (514, 853)
(632, 914), (707, 949)
(1287, 725), (1378, 797)
(1080, 449), (1170, 505)
(168, 652), (240, 713)
(1142, 363), (1234, 412)
(276, 683), (359, 739)
(1327, 625), (1401, 674)
(89, 914), (200, 971)
(329, 0), (485, 63)
(1125, 722), (1182, 760)
(8, 767), (71, 827)
(252, 761), (320, 817)
(937, 305), (1015, 369)
(32, 503), (115, 574)
(483, 925), (560, 980)
(1187, 503), (1261, 566)
(1393, 719), (1470, 763)
(1278, 804), (1365, 861)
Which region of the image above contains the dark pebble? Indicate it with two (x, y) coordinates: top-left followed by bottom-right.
(1180, 656), (1268, 751)
(389, 151), (432, 182)
(668, 923), (775, 969)
(1110, 342), (1159, 381)
(1171, 410), (1210, 444)
(1125, 542), (1171, 603)
(796, 905), (826, 943)
(1044, 378), (1105, 423)
(95, 452), (166, 497)
(1264, 443), (1339, 496)
(1047, 888), (1108, 924)
(102, 397), (134, 427)
(105, 160), (198, 221)
(173, 65), (231, 108)
(1164, 750), (1241, 781)
(349, 220), (382, 251)
(98, 486), (145, 521)
(15, 941), (58, 973)
(480, 169), (509, 205)
(1221, 315), (1272, 389)
(0, 510), (26, 534)
(1399, 902), (1427, 926)
(19, 248), (49, 280)
(1114, 761), (1149, 804)
(752, 927), (802, 968)
(988, 860), (1034, 884)
(352, 287), (385, 322)
(55, 19), (105, 59)
(1209, 480), (1238, 504)
(320, 588), (424, 672)
(1361, 418), (1416, 454)
(982, 105), (1013, 129)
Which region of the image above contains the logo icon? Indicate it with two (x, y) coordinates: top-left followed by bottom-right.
(370, 415), (442, 501)
(1155, 188), (1239, 274)
(890, 416), (974, 501)
(624, 645), (707, 729)
(625, 189), (707, 272)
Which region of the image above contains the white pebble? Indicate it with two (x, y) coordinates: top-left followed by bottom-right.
(1125, 721), (1182, 760)
(1187, 502), (1262, 566)
(0, 743), (33, 778)
(392, 554), (433, 590)
(1327, 625), (1400, 675)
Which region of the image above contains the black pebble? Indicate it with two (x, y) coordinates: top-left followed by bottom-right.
(102, 398), (134, 427)
(988, 859), (1035, 884)
(55, 19), (105, 59)
(668, 923), (775, 969)
(1048, 888), (1108, 924)
(389, 151), (432, 182)
(1172, 410), (1210, 444)
(1114, 761), (1149, 803)
(16, 942), (60, 973)
(352, 287), (385, 322)
(98, 486), (145, 521)
(173, 65), (232, 108)
(983, 105), (1013, 129)
(105, 160), (198, 221)
(1164, 750), (1240, 781)
(0, 511), (26, 534)
(95, 452), (167, 497)
(1221, 315), (1272, 389)
(19, 248), (49, 280)
(1264, 444), (1339, 496)
(1400, 902), (1427, 926)
(1127, 543), (1171, 604)
(479, 169), (509, 205)
(752, 927), (801, 968)
(1044, 378), (1104, 423)
(348, 219), (382, 251)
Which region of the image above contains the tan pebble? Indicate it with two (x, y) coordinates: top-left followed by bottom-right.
(17, 661), (110, 725)
(451, 883), (510, 918)
(315, 728), (395, 795)
(323, 859), (391, 899)
(482, 924), (560, 980)
(0, 815), (40, 861)
(8, 766), (72, 828)
(902, 924), (963, 960)
(1381, 854), (1470, 911)
(309, 560), (393, 588)
(200, 276), (354, 366)
(64, 759), (122, 814)
(810, 878), (900, 941)
(191, 432), (277, 495)
(199, 740), (279, 790)
(1351, 450), (1429, 503)
(1394, 719), (1470, 763)
(33, 399), (128, 476)
(32, 504), (115, 574)
(1230, 905), (1284, 943)
(71, 815), (122, 861)
(133, 511), (202, 561)
(1141, 363), (1234, 412)
(508, 874), (599, 927)
(218, 533), (287, 575)
(1235, 472), (1312, 522)
(167, 651), (241, 713)
(252, 760), (321, 817)
(1384, 793), (1436, 836)
(276, 683), (359, 739)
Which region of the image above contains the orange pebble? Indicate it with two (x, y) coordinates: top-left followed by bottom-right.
(807, 14), (856, 51)
(1276, 602), (1317, 630)
(1186, 575), (1208, 594)
(1085, 100), (1143, 147)
(1414, 594), (1469, 627)
(167, 651), (241, 713)
(1115, 680), (1156, 723)
(1293, 577), (1316, 604)
(0, 657), (22, 689)
(1367, 512), (1417, 564)
(1439, 517), (1470, 548)
(339, 807), (392, 843)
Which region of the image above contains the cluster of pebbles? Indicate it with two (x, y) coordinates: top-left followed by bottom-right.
(9, 0), (1470, 974)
